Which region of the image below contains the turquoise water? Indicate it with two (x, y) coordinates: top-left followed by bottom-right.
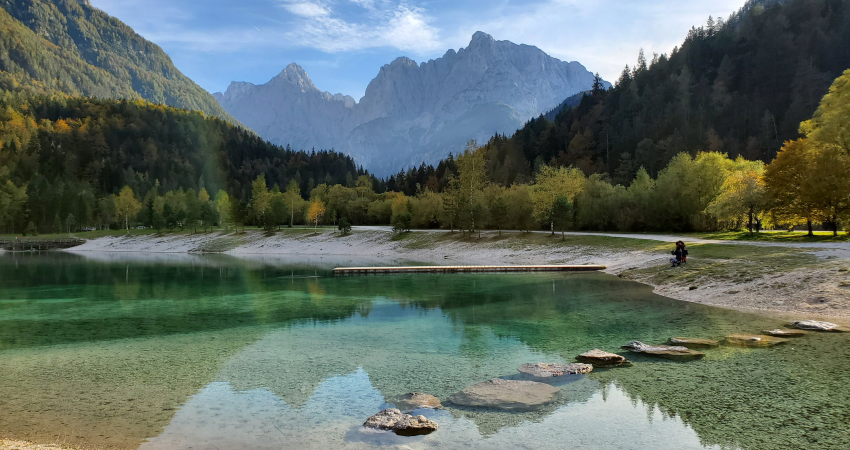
(0, 252), (848, 449)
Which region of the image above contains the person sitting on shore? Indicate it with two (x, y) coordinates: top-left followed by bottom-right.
(670, 241), (684, 267)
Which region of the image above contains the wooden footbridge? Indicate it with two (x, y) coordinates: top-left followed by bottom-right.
(0, 238), (85, 251)
(333, 264), (606, 275)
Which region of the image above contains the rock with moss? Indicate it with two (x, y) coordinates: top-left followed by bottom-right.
(667, 337), (719, 348)
(762, 328), (808, 337)
(363, 408), (438, 436)
(576, 349), (629, 366)
(518, 362), (593, 378)
(725, 334), (788, 347)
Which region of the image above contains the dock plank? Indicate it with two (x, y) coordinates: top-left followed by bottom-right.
(333, 264), (606, 275)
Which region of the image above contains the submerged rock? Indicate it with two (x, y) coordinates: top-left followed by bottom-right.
(621, 341), (705, 360)
(389, 393), (442, 411)
(726, 333), (788, 347)
(363, 408), (438, 436)
(518, 362), (593, 378)
(791, 320), (849, 332)
(576, 349), (628, 366)
(762, 328), (808, 337)
(668, 337), (720, 349)
(448, 378), (560, 411)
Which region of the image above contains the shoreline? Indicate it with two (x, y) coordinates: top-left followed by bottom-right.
(44, 227), (850, 320)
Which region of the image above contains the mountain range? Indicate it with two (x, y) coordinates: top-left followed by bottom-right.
(214, 32), (607, 176)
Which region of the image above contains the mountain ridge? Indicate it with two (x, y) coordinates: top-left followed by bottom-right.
(215, 32), (607, 176)
(0, 0), (238, 123)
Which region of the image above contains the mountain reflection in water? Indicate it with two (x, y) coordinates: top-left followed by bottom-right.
(0, 252), (847, 450)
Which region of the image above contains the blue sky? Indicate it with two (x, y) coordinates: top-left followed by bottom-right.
(89, 0), (747, 100)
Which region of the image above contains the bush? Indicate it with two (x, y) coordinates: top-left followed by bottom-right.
(338, 217), (352, 235)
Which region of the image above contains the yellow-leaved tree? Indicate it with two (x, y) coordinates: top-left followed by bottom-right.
(306, 200), (326, 231)
(765, 69), (850, 235)
(707, 159), (767, 233)
(530, 165), (585, 234)
(114, 186), (141, 231)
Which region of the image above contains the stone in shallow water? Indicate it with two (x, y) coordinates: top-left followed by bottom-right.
(363, 408), (438, 436)
(448, 378), (560, 411)
(725, 333), (788, 347)
(518, 362), (593, 378)
(668, 337), (720, 348)
(576, 349), (628, 366)
(791, 320), (849, 332)
(762, 328), (808, 337)
(389, 392), (442, 411)
(621, 341), (705, 360)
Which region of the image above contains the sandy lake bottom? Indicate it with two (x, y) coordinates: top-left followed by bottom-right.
(1, 252), (848, 450)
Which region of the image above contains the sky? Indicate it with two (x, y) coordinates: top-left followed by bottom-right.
(89, 0), (748, 101)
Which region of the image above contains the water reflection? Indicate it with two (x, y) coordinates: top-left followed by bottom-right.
(0, 252), (848, 450)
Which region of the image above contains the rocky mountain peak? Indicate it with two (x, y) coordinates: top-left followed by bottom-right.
(470, 31), (495, 45)
(273, 63), (316, 91)
(215, 32), (605, 175)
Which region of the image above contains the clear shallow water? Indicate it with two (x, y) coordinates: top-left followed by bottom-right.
(1, 252), (848, 450)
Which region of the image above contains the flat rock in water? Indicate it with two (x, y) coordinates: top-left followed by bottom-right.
(363, 408), (438, 436)
(791, 320), (849, 332)
(576, 349), (628, 366)
(518, 363), (593, 378)
(726, 333), (788, 347)
(762, 328), (808, 337)
(668, 337), (719, 349)
(448, 378), (560, 411)
(389, 393), (442, 411)
(621, 341), (705, 360)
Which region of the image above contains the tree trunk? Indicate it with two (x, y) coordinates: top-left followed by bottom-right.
(747, 206), (754, 234)
(833, 216), (839, 236)
(807, 219), (813, 236)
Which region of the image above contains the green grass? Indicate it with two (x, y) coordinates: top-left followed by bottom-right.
(691, 230), (850, 242)
(620, 242), (818, 288)
(391, 230), (668, 252)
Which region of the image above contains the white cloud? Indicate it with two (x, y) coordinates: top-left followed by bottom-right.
(282, 1), (441, 53)
(280, 1), (330, 17)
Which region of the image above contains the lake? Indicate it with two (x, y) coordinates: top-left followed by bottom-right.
(0, 252), (848, 449)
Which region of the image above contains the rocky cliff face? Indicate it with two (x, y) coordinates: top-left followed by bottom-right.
(215, 32), (607, 175)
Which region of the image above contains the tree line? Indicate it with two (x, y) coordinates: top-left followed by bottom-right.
(0, 92), (374, 234)
(3, 67), (848, 236)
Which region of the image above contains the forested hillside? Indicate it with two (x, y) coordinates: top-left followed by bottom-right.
(424, 0), (850, 186)
(0, 0), (236, 122)
(0, 92), (368, 233)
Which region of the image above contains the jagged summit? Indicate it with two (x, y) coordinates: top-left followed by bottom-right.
(215, 32), (606, 175)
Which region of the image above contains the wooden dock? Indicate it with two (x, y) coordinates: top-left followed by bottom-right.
(333, 264), (606, 275)
(0, 238), (85, 252)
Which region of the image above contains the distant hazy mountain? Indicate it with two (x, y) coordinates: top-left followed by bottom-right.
(0, 0), (236, 123)
(215, 32), (607, 176)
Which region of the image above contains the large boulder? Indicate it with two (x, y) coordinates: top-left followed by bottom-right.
(791, 320), (849, 332)
(576, 349), (628, 366)
(725, 333), (788, 347)
(389, 392), (442, 411)
(667, 337), (719, 349)
(518, 362), (593, 378)
(363, 408), (438, 436)
(762, 328), (808, 337)
(621, 341), (705, 360)
(448, 378), (560, 411)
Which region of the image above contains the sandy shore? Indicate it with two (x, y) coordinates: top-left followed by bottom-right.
(57, 227), (850, 320)
(0, 440), (77, 450)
